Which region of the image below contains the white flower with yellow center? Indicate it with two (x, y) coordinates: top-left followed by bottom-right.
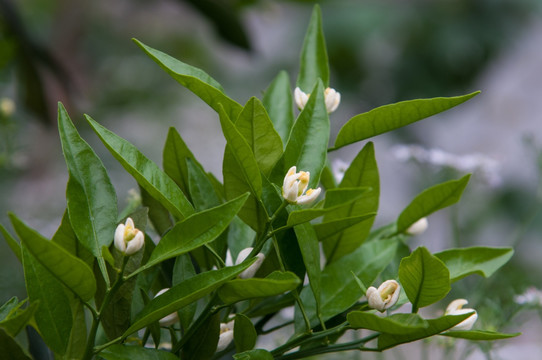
(235, 247), (265, 279)
(154, 288), (179, 327)
(445, 299), (477, 331)
(282, 166), (321, 205)
(366, 280), (401, 312)
(114, 217), (144, 255)
(216, 319), (235, 352)
(294, 86), (341, 114)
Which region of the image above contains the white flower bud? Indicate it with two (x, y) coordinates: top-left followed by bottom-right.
(294, 87), (310, 111)
(0, 98), (15, 116)
(154, 288), (180, 327)
(216, 319), (234, 352)
(366, 280), (401, 312)
(406, 217), (428, 235)
(445, 299), (477, 331)
(282, 166), (321, 206)
(235, 247), (265, 279)
(114, 217), (144, 255)
(293, 87), (340, 114)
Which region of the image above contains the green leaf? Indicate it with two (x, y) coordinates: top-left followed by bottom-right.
(398, 247), (451, 311)
(295, 238), (397, 333)
(233, 349), (274, 360)
(187, 158), (221, 211)
(21, 244), (72, 355)
(137, 193), (249, 275)
(333, 91), (480, 149)
(123, 260), (255, 336)
(0, 329), (32, 360)
(287, 187), (371, 227)
(273, 80), (330, 189)
(236, 97), (283, 175)
(397, 175), (471, 234)
(297, 5), (329, 90)
(183, 313), (220, 360)
(134, 39), (243, 120)
(0, 298), (18, 321)
(10, 213), (96, 301)
(65, 300), (87, 360)
(86, 115), (194, 220)
(100, 344), (179, 360)
(218, 271), (301, 304)
(0, 301), (38, 337)
(378, 312), (477, 350)
(314, 214), (375, 242)
(58, 103), (118, 284)
(0, 224), (21, 262)
(323, 142), (379, 262)
(435, 247), (514, 282)
(173, 254), (197, 330)
(262, 71), (294, 146)
(234, 313), (257, 353)
(51, 210), (93, 267)
(348, 312), (428, 335)
(440, 330), (521, 340)
(140, 186), (172, 236)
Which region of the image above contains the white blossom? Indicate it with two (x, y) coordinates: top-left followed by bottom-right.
(154, 288), (179, 327)
(445, 299), (478, 331)
(514, 287), (542, 306)
(406, 217), (428, 235)
(216, 319), (234, 352)
(235, 247), (265, 279)
(366, 280), (401, 312)
(294, 86), (341, 114)
(282, 166), (321, 205)
(114, 217), (144, 255)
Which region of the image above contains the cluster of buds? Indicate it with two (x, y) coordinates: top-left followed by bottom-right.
(114, 217), (144, 255)
(216, 319), (235, 352)
(282, 166), (321, 205)
(366, 280), (401, 312)
(445, 299), (478, 330)
(294, 87), (341, 114)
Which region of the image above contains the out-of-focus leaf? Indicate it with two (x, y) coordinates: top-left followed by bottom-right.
(10, 213), (96, 301)
(323, 142), (379, 262)
(397, 175), (470, 234)
(297, 5), (329, 90)
(435, 247), (514, 282)
(333, 92), (480, 149)
(0, 301), (38, 337)
(262, 71), (294, 146)
(234, 313), (257, 353)
(0, 328), (32, 360)
(0, 298), (18, 322)
(99, 344), (178, 360)
(123, 260), (255, 336)
(134, 39), (242, 120)
(218, 271), (301, 304)
(398, 247), (450, 311)
(0, 224), (21, 262)
(348, 312), (428, 334)
(58, 103), (117, 284)
(235, 97), (283, 175)
(86, 115), (194, 220)
(440, 330), (521, 340)
(233, 349), (274, 360)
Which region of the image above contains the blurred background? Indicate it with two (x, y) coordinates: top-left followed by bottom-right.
(1, 0), (542, 358)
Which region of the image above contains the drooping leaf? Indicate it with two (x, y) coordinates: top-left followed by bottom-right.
(218, 271), (301, 304)
(0, 224), (21, 262)
(262, 71), (294, 146)
(58, 103), (117, 284)
(323, 142), (379, 262)
(234, 313), (257, 353)
(134, 39), (242, 120)
(435, 247), (514, 282)
(123, 260), (255, 336)
(398, 247), (451, 312)
(235, 97), (283, 175)
(99, 344), (179, 360)
(296, 5), (329, 90)
(348, 312), (428, 335)
(396, 175), (471, 234)
(333, 91), (480, 149)
(10, 213), (96, 301)
(440, 330), (521, 340)
(86, 115), (194, 220)
(233, 349), (274, 360)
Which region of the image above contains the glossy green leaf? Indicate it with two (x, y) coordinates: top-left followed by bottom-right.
(262, 71), (294, 145)
(440, 330), (521, 340)
(233, 349), (274, 360)
(21, 245), (72, 355)
(51, 209), (94, 267)
(287, 187), (371, 227)
(295, 238), (397, 333)
(0, 329), (32, 360)
(86, 115), (194, 220)
(435, 247), (514, 282)
(10, 213), (96, 301)
(183, 313), (220, 360)
(236, 97), (283, 175)
(0, 301), (38, 337)
(0, 224), (21, 262)
(348, 312), (428, 334)
(218, 271), (301, 304)
(378, 312), (476, 350)
(314, 214), (375, 242)
(397, 175), (471, 234)
(123, 260), (255, 336)
(297, 5), (329, 90)
(273, 80), (330, 189)
(58, 103), (117, 284)
(136, 193), (249, 275)
(187, 158), (221, 211)
(100, 344), (179, 360)
(234, 313), (257, 353)
(134, 39), (242, 120)
(323, 142), (379, 262)
(65, 300), (87, 360)
(399, 247), (450, 311)
(140, 186), (172, 237)
(333, 91), (480, 149)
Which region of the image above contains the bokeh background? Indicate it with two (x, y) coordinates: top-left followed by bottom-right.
(1, 0), (542, 358)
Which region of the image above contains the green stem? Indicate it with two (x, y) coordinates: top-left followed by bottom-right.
(271, 323), (350, 357)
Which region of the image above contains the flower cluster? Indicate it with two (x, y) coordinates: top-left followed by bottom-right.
(294, 87), (341, 114)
